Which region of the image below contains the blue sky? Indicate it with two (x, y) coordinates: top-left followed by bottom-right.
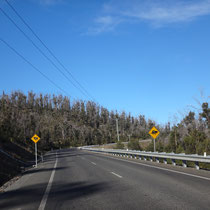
(0, 0), (210, 125)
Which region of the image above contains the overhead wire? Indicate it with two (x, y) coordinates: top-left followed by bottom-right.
(0, 6), (92, 100)
(4, 0), (97, 102)
(0, 38), (70, 97)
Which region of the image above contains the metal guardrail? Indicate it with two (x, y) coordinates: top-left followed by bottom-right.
(0, 148), (27, 165)
(0, 148), (44, 168)
(81, 147), (210, 170)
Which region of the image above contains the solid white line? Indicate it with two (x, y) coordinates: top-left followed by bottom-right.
(111, 172), (122, 178)
(92, 152), (210, 182)
(91, 162), (96, 165)
(38, 152), (58, 210)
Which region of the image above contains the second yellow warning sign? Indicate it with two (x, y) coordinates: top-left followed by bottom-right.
(149, 127), (160, 139)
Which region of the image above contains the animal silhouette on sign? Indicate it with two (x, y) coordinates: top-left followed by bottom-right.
(152, 130), (158, 134)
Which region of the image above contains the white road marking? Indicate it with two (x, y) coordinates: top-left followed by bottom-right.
(101, 154), (210, 181)
(91, 162), (96, 165)
(111, 172), (122, 178)
(38, 152), (58, 210)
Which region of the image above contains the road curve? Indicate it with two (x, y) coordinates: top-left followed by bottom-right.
(0, 148), (210, 210)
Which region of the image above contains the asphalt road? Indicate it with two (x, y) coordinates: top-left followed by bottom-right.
(0, 148), (210, 210)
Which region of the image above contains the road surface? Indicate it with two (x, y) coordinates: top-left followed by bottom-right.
(0, 148), (210, 210)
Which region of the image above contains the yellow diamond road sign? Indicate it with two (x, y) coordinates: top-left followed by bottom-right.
(31, 134), (40, 143)
(149, 127), (160, 139)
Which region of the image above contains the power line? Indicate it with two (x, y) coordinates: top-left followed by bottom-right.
(0, 38), (70, 97)
(4, 0), (96, 102)
(0, 6), (91, 100)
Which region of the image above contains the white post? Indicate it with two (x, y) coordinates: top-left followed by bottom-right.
(154, 138), (156, 152)
(35, 143), (37, 168)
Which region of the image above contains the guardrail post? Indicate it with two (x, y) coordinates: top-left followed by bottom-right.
(172, 159), (176, 166)
(144, 156), (147, 161)
(21, 166), (25, 173)
(134, 155), (137, 159)
(163, 158), (167, 164)
(139, 155), (142, 160)
(41, 153), (43, 162)
(182, 160), (187, 168)
(156, 157), (159, 163)
(150, 157), (153, 162)
(195, 162), (200, 170)
(130, 154), (133, 158)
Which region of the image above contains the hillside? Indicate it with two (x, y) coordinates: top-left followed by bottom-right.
(0, 141), (34, 187)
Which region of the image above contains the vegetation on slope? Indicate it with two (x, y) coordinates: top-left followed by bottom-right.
(0, 91), (209, 153)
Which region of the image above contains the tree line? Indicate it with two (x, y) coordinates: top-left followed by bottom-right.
(0, 91), (209, 154)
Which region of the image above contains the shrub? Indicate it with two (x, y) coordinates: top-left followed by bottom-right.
(115, 141), (124, 149)
(128, 139), (142, 151)
(146, 141), (154, 152)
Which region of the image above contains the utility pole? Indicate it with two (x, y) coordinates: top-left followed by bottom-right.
(116, 118), (120, 142)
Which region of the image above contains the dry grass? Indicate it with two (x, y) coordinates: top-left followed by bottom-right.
(96, 139), (152, 150)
